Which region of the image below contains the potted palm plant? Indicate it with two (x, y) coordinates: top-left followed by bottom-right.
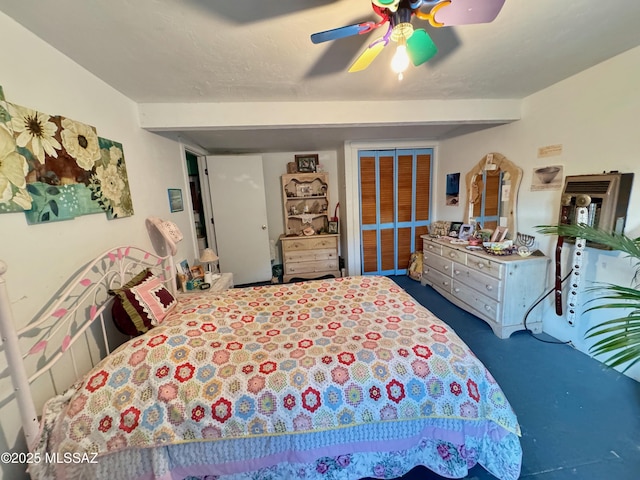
(537, 223), (640, 372)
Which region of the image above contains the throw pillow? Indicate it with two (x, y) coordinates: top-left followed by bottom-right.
(109, 269), (177, 336)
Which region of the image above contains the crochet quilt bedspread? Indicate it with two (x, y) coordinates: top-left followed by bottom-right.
(46, 275), (520, 462)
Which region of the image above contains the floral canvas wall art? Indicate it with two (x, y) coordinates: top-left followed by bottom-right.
(90, 137), (134, 219)
(0, 86), (133, 223)
(0, 90), (32, 213)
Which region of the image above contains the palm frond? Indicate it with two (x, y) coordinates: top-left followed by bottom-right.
(586, 282), (640, 297)
(590, 345), (640, 370)
(536, 224), (640, 258)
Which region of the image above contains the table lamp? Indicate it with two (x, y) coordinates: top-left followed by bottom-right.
(199, 248), (219, 284)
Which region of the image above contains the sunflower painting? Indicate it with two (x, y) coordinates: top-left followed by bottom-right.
(0, 86), (133, 223)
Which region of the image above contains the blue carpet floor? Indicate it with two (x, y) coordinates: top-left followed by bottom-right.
(387, 275), (640, 480)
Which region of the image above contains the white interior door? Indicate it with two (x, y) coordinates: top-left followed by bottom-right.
(206, 155), (272, 285)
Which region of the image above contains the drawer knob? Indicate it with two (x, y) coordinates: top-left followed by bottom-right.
(444, 265), (449, 270)
(485, 285), (493, 291)
(454, 270), (460, 275)
(477, 263), (485, 269)
(449, 252), (456, 258)
(484, 305), (492, 311)
(454, 287), (460, 293)
(443, 281), (449, 287)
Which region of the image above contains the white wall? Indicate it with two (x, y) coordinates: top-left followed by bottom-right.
(0, 12), (190, 478)
(437, 46), (640, 381)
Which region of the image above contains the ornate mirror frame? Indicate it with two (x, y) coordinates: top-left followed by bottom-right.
(464, 153), (522, 238)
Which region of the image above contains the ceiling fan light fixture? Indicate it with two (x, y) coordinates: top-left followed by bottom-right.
(390, 22), (414, 42)
(391, 42), (410, 80)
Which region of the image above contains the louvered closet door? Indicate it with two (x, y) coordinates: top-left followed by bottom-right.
(359, 149), (432, 275)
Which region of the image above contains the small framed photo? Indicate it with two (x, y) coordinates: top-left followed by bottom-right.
(190, 265), (205, 280)
(458, 224), (474, 241)
(296, 184), (312, 197)
(178, 260), (192, 280)
(168, 188), (184, 213)
(448, 222), (463, 238)
(491, 226), (509, 242)
(328, 221), (338, 234)
(295, 154), (318, 173)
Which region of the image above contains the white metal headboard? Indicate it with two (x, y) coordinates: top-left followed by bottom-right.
(0, 246), (175, 449)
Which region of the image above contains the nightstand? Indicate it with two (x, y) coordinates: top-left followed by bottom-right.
(177, 272), (234, 296)
(209, 272), (234, 292)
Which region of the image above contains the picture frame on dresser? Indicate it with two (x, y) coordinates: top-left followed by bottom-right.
(328, 221), (338, 234)
(295, 154), (318, 173)
(458, 224), (473, 241)
(491, 226), (509, 242)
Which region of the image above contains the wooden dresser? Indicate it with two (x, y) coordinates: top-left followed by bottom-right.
(280, 234), (340, 283)
(420, 235), (549, 338)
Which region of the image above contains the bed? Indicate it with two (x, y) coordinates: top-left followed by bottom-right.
(0, 246), (522, 480)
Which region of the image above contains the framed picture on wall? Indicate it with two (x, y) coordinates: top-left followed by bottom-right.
(168, 188), (184, 212)
(295, 154), (318, 173)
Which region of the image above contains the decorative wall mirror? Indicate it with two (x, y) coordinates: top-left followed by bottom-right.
(464, 153), (522, 238)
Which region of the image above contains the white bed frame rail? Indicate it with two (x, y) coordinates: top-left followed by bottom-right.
(0, 246), (174, 449)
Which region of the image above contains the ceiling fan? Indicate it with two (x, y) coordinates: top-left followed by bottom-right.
(311, 0), (506, 79)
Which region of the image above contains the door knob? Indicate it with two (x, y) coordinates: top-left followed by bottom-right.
(262, 225), (267, 230)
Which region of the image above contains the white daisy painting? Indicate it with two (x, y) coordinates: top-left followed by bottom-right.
(0, 91), (32, 213)
(0, 85), (134, 223)
(89, 138), (134, 219)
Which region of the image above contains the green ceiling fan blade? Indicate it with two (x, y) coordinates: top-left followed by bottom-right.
(406, 29), (438, 66)
(348, 41), (386, 72)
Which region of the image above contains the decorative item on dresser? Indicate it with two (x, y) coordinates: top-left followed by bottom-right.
(421, 235), (549, 338)
(294, 153), (318, 173)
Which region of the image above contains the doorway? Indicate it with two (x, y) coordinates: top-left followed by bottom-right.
(359, 148), (432, 275)
(186, 151), (209, 252)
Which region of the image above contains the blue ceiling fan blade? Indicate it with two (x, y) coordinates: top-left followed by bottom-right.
(311, 23), (372, 44)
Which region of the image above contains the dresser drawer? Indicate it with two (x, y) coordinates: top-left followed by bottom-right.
(452, 280), (500, 322)
(282, 236), (337, 252)
(423, 241), (442, 256)
(451, 263), (502, 301)
(466, 253), (504, 279)
(284, 259), (338, 275)
(424, 254), (452, 276)
(423, 266), (452, 292)
(284, 248), (337, 263)
(441, 245), (466, 264)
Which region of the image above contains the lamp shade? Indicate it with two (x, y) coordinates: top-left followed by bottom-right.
(199, 248), (218, 263)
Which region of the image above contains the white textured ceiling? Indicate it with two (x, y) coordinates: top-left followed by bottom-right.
(2, 0), (640, 152)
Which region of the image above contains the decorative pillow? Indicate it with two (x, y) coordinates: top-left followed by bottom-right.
(109, 269), (177, 336)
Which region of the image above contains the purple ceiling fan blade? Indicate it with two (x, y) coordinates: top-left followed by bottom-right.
(433, 0), (506, 26)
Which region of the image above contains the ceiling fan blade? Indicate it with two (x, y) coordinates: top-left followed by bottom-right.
(311, 23), (372, 44)
(406, 29), (438, 66)
(348, 41), (387, 72)
(433, 0), (506, 26)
